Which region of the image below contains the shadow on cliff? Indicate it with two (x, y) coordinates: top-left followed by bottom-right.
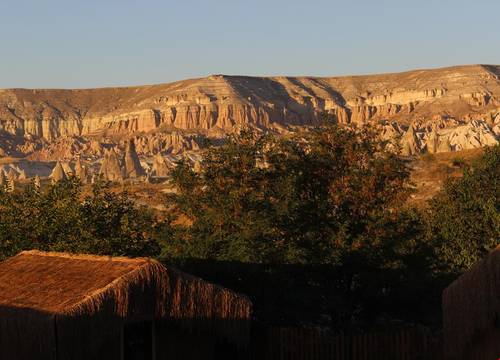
(224, 76), (350, 127)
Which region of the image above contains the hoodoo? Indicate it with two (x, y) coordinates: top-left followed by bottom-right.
(50, 161), (67, 183)
(123, 139), (145, 179)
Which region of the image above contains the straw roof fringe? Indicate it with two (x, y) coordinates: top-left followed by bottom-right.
(442, 245), (500, 359)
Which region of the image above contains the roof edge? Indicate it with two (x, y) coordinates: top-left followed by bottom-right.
(18, 250), (153, 264)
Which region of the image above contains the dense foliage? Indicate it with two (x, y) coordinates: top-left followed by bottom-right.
(0, 178), (159, 259)
(162, 126), (416, 268)
(425, 145), (500, 273)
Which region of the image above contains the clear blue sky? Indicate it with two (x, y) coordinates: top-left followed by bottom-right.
(1, 0), (499, 88)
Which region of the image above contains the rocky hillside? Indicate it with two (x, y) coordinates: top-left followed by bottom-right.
(0, 64), (499, 182)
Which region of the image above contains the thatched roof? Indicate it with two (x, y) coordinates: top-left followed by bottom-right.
(0, 250), (252, 344)
(442, 245), (500, 359)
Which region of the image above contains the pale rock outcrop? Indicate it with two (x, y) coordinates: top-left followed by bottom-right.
(74, 158), (89, 183)
(437, 135), (453, 153)
(0, 65), (498, 142)
(193, 159), (202, 173)
(380, 122), (403, 142)
(89, 140), (105, 156)
(90, 110), (160, 134)
(152, 153), (170, 178)
(445, 120), (498, 151)
(51, 161), (68, 183)
(62, 162), (73, 177)
(7, 168), (18, 182)
(492, 113), (500, 136)
(17, 169), (27, 180)
(401, 124), (419, 156)
(99, 149), (125, 182)
(426, 129), (439, 154)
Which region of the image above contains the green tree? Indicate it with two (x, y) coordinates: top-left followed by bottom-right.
(0, 178), (159, 259)
(425, 145), (500, 273)
(161, 124), (416, 267)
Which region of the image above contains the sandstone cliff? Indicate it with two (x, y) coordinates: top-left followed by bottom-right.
(0, 64), (499, 182)
(1, 65), (498, 142)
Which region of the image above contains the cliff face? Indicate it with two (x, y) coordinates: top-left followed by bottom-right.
(0, 64), (499, 158)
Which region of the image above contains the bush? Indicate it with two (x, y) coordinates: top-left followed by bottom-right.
(0, 178), (160, 259)
(450, 156), (466, 168)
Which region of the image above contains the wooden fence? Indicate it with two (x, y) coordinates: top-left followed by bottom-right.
(251, 327), (442, 360)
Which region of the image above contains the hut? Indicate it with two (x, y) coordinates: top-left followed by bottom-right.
(442, 245), (500, 360)
(0, 250), (252, 360)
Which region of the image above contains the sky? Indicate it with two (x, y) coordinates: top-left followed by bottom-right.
(0, 0), (499, 89)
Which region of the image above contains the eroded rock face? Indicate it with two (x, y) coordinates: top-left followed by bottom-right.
(387, 119), (498, 155)
(445, 120), (498, 151)
(1, 65), (499, 140)
(0, 65), (498, 173)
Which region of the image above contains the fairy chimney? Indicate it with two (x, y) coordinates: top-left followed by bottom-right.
(100, 148), (124, 182)
(152, 153), (170, 178)
(51, 162), (67, 183)
(401, 124), (419, 156)
(123, 139), (145, 179)
(74, 158), (89, 184)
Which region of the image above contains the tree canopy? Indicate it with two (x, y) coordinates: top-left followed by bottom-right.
(0, 178), (159, 259)
(425, 145), (500, 273)
(161, 125), (416, 268)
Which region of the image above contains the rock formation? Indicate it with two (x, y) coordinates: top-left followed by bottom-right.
(0, 65), (498, 141)
(99, 149), (124, 182)
(426, 129), (439, 154)
(18, 169), (27, 180)
(74, 158), (89, 183)
(401, 124), (419, 156)
(51, 161), (67, 183)
(123, 139), (145, 179)
(446, 120), (498, 150)
(152, 153), (170, 178)
(0, 64), (497, 169)
(6, 169), (18, 182)
(193, 159), (202, 173)
(437, 136), (453, 153)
